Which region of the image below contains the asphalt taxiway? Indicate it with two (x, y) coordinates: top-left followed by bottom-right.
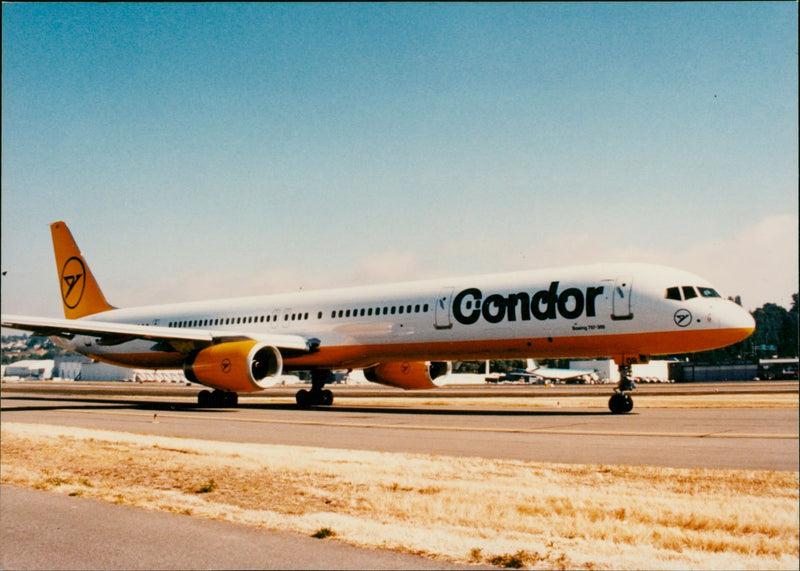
(2, 382), (797, 471)
(1, 485), (468, 570)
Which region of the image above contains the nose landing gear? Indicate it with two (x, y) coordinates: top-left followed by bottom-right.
(609, 363), (636, 414)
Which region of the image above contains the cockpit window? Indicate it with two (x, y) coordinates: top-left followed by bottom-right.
(665, 287), (682, 301)
(682, 286), (698, 300)
(698, 287), (720, 298)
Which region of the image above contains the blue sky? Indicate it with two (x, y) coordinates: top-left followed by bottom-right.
(2, 2), (797, 318)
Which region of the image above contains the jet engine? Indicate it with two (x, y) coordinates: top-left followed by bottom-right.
(183, 340), (282, 392)
(363, 361), (451, 390)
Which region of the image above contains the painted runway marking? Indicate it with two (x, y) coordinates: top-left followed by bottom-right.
(73, 409), (799, 439)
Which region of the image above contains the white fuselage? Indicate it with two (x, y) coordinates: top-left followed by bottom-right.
(64, 263), (755, 371)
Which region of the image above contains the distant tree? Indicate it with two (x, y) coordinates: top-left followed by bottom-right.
(751, 303), (790, 357)
(784, 293), (799, 358)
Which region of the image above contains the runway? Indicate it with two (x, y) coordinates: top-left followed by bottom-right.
(2, 382), (797, 471)
(2, 382), (797, 570)
(0, 485), (469, 571)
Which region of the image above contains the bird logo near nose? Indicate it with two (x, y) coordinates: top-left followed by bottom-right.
(674, 309), (692, 327)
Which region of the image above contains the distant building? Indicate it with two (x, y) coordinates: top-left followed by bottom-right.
(757, 358), (799, 380)
(55, 355), (133, 381)
(55, 356), (190, 383)
(1, 356), (191, 384)
(3, 359), (55, 380)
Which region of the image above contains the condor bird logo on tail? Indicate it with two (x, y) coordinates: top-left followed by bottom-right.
(60, 256), (86, 309)
(50, 221), (115, 319)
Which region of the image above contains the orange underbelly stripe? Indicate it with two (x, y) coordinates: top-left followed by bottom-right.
(86, 327), (751, 372)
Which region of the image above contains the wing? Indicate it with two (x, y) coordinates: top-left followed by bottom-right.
(0, 314), (317, 357)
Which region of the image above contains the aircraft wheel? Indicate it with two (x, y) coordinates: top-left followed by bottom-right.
(296, 389), (311, 408)
(211, 389), (227, 407)
(320, 389), (334, 406)
(609, 392), (633, 414)
(224, 391), (238, 407)
(198, 390), (212, 407)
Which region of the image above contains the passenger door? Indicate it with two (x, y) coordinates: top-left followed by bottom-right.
(435, 287), (454, 329)
(612, 276), (633, 320)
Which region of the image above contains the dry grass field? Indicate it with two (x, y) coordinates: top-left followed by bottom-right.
(2, 421), (797, 569)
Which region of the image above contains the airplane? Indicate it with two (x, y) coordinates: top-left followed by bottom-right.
(499, 359), (601, 384)
(1, 221), (756, 413)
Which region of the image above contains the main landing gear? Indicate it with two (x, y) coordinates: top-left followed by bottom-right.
(609, 364), (636, 414)
(197, 389), (238, 408)
(295, 370), (334, 407)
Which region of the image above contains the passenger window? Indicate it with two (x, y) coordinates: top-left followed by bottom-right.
(399, 306), (404, 314)
(665, 287), (681, 301)
(682, 286), (698, 300)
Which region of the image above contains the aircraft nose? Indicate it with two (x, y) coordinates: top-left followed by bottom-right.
(722, 303), (755, 337)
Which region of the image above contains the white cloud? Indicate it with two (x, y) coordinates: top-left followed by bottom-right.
(141, 214), (797, 311)
(479, 213), (799, 311)
(115, 251), (431, 307)
(115, 266), (320, 307)
(675, 213), (799, 310)
(350, 251), (424, 285)
(7, 214), (795, 317)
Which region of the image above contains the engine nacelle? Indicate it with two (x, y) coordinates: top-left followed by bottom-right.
(183, 341), (282, 392)
(363, 361), (451, 390)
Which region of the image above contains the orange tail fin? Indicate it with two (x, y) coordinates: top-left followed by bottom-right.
(51, 221), (115, 318)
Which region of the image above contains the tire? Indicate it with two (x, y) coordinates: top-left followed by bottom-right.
(296, 389), (311, 408)
(609, 392), (634, 414)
